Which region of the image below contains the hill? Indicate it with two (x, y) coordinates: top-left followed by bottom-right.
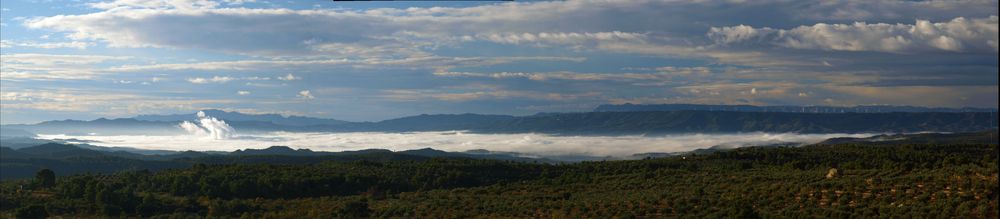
(595, 103), (999, 113)
(0, 128), (35, 138)
(4, 118), (182, 135)
(816, 131), (999, 145)
(2, 133), (995, 218)
(476, 111), (998, 134)
(5, 110), (997, 135)
(134, 109), (349, 126)
(0, 143), (551, 180)
(14, 143), (115, 158)
(351, 113), (516, 131)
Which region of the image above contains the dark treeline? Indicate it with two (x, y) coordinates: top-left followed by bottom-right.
(0, 144), (553, 180)
(1, 141), (996, 218)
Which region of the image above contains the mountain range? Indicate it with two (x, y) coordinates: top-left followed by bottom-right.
(594, 103), (999, 113)
(2, 131), (995, 180)
(134, 109), (350, 126)
(0, 143), (558, 180)
(3, 107), (997, 135)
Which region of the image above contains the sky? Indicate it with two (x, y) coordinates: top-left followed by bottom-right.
(1, 0), (997, 124)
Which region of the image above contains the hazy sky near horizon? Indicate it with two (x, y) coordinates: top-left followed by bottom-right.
(1, 0), (998, 124)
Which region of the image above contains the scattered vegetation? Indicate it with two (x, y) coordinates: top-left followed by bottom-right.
(2, 141), (996, 218)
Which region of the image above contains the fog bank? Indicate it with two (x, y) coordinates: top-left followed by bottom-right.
(37, 131), (875, 157)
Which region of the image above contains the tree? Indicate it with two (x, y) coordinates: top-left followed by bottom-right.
(35, 169), (55, 188)
(136, 195), (161, 217)
(338, 199), (371, 218)
(14, 205), (48, 219)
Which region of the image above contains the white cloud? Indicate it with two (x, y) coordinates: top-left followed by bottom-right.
(709, 16), (999, 53)
(187, 76), (234, 84)
(223, 0), (255, 5)
(3, 0), (997, 114)
(297, 90), (314, 99)
(88, 0), (220, 10)
(106, 56), (585, 72)
(185, 75), (275, 84)
(432, 67), (710, 83)
(0, 53), (130, 65)
(237, 90), (251, 95)
(0, 89), (238, 115)
(467, 31), (647, 46)
(22, 0), (994, 56)
(381, 88), (601, 102)
(35, 131), (876, 158)
(179, 111), (236, 140)
(277, 73), (300, 81)
(0, 40), (93, 49)
(0, 53), (131, 80)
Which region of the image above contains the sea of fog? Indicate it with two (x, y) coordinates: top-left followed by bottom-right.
(36, 131), (875, 158)
(34, 112), (876, 158)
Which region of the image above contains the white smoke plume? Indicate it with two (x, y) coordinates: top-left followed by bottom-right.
(177, 111), (236, 139)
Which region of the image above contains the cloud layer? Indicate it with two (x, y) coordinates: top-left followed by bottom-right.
(1, 0), (997, 123)
(708, 16), (999, 53)
(37, 131), (875, 158)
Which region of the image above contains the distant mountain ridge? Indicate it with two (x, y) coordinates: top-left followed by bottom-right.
(475, 111), (997, 134)
(0, 128), (35, 138)
(16, 118), (183, 135)
(3, 131), (996, 180)
(134, 109), (350, 126)
(594, 103), (998, 113)
(3, 110), (997, 135)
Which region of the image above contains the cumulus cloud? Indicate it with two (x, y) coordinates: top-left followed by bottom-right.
(177, 111), (236, 139)
(187, 76), (234, 84)
(237, 90), (250, 95)
(277, 73), (300, 81)
(23, 0), (993, 54)
(297, 90), (314, 99)
(25, 0), (996, 56)
(708, 16), (999, 53)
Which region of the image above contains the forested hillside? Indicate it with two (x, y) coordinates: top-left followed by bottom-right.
(2, 140), (996, 218)
(0, 144), (550, 180)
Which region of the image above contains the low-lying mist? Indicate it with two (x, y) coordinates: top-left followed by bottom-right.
(29, 111), (877, 158)
(37, 131), (875, 158)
